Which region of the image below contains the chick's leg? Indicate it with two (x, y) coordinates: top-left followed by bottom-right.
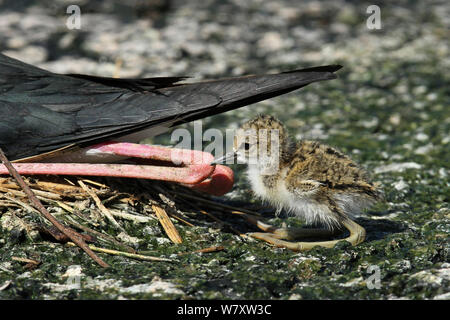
(242, 213), (365, 251)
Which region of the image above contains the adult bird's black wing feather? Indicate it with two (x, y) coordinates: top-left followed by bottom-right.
(66, 74), (188, 91)
(0, 53), (342, 161)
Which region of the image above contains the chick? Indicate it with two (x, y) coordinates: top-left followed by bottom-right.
(216, 114), (381, 251)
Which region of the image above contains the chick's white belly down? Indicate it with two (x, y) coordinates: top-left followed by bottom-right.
(246, 166), (372, 227)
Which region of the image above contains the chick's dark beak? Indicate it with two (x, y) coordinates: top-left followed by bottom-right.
(210, 152), (237, 165)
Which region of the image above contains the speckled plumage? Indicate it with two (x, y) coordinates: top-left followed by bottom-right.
(234, 115), (381, 229)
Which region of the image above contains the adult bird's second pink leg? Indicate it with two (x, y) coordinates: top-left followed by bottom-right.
(0, 142), (234, 195)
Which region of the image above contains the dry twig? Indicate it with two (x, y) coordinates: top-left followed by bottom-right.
(67, 242), (173, 262)
(78, 180), (123, 231)
(152, 204), (182, 244)
(178, 246), (225, 255)
(11, 256), (41, 265)
(0, 148), (109, 268)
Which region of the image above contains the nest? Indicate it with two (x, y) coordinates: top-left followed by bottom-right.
(0, 174), (262, 266)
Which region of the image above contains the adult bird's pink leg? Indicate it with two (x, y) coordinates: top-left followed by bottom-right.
(183, 165), (234, 196)
(0, 142), (234, 195)
(85, 142), (234, 195)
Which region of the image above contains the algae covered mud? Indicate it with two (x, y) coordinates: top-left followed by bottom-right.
(0, 0), (448, 299)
